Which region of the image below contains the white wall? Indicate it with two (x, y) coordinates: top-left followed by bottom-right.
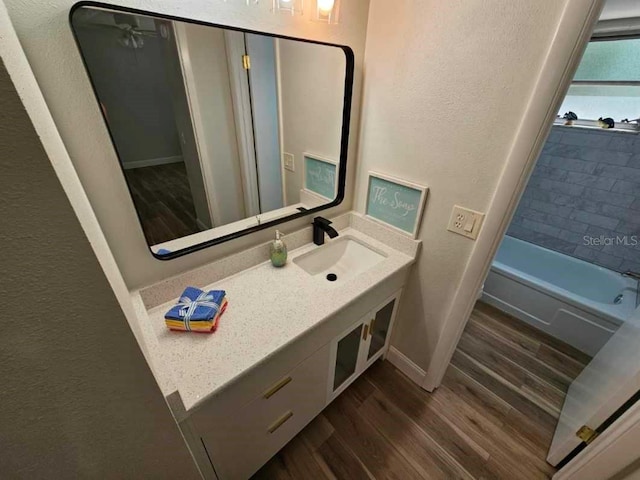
(178, 22), (247, 226)
(3, 0), (370, 289)
(355, 0), (577, 373)
(277, 39), (346, 204)
(0, 52), (200, 478)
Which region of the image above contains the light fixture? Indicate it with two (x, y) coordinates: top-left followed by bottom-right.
(314, 0), (339, 23)
(273, 0), (304, 16)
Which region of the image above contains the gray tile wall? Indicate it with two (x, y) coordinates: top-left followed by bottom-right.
(507, 125), (640, 272)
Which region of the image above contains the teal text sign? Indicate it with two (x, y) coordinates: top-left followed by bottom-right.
(366, 175), (425, 235)
(305, 155), (337, 200)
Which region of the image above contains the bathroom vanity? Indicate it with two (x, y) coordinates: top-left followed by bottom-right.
(67, 5), (422, 478)
(193, 289), (401, 480)
(134, 212), (420, 479)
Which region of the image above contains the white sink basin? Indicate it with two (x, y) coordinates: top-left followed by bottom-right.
(294, 235), (387, 282)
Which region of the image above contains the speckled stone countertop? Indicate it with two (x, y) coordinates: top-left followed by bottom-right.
(137, 213), (420, 412)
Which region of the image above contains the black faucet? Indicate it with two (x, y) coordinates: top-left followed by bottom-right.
(313, 217), (339, 246)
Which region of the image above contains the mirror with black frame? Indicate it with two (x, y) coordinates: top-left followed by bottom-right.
(70, 3), (353, 259)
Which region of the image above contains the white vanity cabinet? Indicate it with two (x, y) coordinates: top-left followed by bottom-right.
(137, 212), (419, 480)
(196, 344), (330, 480)
(328, 291), (401, 402)
(189, 288), (404, 480)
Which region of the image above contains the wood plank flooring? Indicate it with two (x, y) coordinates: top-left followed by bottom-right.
(124, 162), (200, 245)
(252, 301), (591, 480)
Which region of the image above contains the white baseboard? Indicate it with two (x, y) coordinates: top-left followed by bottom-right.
(122, 155), (183, 170)
(386, 346), (427, 386)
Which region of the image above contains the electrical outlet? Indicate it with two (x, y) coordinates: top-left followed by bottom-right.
(447, 205), (485, 240)
(283, 152), (295, 172)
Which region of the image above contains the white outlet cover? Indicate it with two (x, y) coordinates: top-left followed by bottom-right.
(447, 205), (485, 240)
(283, 152), (295, 172)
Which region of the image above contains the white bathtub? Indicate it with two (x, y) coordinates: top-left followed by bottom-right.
(482, 236), (637, 356)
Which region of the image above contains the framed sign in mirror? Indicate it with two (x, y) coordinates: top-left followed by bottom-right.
(70, 2), (354, 260)
(303, 153), (338, 201)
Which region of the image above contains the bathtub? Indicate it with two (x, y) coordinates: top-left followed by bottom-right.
(481, 236), (637, 356)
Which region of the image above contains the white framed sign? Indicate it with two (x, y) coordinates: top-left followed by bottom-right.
(365, 171), (428, 238)
(302, 153), (338, 200)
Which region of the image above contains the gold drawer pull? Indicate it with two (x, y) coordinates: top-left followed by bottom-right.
(268, 411), (293, 434)
(263, 376), (292, 399)
(362, 324), (369, 340)
(370, 318), (376, 337)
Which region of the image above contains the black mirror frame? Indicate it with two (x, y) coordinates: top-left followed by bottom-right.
(69, 1), (354, 261)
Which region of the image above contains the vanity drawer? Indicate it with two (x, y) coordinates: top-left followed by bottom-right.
(201, 344), (329, 480)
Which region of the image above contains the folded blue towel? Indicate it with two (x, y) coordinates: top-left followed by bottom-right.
(156, 248), (172, 255)
(165, 287), (226, 322)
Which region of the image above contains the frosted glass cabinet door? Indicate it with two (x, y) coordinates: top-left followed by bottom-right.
(367, 299), (396, 360)
(333, 324), (363, 391)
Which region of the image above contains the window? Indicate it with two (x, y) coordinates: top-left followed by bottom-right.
(557, 37), (640, 132)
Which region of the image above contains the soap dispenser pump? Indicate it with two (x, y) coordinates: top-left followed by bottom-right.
(270, 230), (288, 267)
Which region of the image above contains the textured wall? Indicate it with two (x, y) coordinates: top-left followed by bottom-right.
(509, 125), (640, 272)
(3, 0), (370, 289)
(0, 60), (199, 478)
(355, 0), (572, 373)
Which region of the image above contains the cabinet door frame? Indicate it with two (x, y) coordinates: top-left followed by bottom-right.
(326, 289), (403, 403)
(363, 289), (403, 370)
(326, 318), (368, 403)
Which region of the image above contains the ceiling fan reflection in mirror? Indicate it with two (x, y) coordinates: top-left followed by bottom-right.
(76, 9), (159, 49)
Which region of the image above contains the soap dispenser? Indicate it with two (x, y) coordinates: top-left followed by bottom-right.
(270, 230), (288, 267)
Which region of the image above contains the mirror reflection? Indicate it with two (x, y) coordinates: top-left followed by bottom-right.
(71, 6), (349, 257)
